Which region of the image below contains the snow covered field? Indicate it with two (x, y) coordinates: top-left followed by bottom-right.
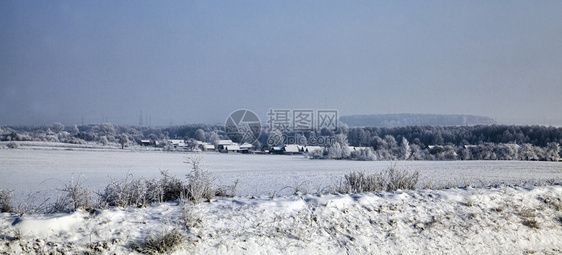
(1, 145), (561, 201)
(1, 144), (562, 254)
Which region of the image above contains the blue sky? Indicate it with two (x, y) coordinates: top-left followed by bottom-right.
(1, 1), (561, 126)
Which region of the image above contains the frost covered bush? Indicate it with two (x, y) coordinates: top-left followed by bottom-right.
(134, 228), (184, 254)
(51, 176), (92, 212)
(215, 179), (239, 198)
(159, 170), (188, 201)
(338, 165), (419, 193)
(0, 188), (14, 213)
(186, 156), (215, 203)
(98, 174), (164, 208)
(385, 165), (419, 191)
(182, 204), (203, 228)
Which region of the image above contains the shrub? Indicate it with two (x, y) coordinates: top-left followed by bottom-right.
(385, 165), (419, 191)
(7, 142), (19, 149)
(182, 204), (202, 228)
(56, 176), (92, 212)
(159, 170), (188, 201)
(0, 188), (14, 213)
(136, 228), (184, 254)
(338, 165), (419, 193)
(98, 175), (161, 208)
(186, 156), (215, 203)
(215, 179), (239, 198)
(339, 171), (386, 193)
(98, 171), (188, 208)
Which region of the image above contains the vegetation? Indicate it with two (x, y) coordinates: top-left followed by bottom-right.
(1, 123), (561, 161)
(337, 166), (419, 193)
(133, 228), (185, 254)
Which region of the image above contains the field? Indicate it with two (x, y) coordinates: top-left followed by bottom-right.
(2, 146), (561, 200)
(1, 144), (562, 254)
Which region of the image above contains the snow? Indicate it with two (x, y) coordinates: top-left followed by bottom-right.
(1, 144), (562, 253)
(1, 146), (561, 205)
(2, 186), (562, 254)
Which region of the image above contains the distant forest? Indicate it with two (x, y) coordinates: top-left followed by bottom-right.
(1, 123), (560, 161)
(340, 113), (496, 127)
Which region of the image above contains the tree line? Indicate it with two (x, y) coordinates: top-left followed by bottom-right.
(1, 123), (560, 161)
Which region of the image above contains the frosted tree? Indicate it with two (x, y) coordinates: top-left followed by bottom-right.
(359, 148), (376, 161)
(545, 142), (560, 161)
(400, 137), (411, 160)
(72, 125), (79, 135)
(207, 131), (220, 146)
(410, 144), (423, 160)
(384, 135), (399, 157)
(458, 147), (471, 160)
(443, 145), (457, 160)
(119, 133), (129, 149)
(52, 122), (65, 134)
(518, 144), (537, 161)
(193, 129), (206, 142)
(496, 143), (519, 160)
(335, 134), (351, 159)
(327, 142), (342, 159)
(100, 136), (109, 146)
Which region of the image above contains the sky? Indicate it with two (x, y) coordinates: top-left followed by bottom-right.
(1, 1), (561, 126)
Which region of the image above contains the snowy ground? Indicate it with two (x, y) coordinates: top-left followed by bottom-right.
(1, 143), (562, 254)
(1, 185), (562, 254)
(1, 142), (562, 203)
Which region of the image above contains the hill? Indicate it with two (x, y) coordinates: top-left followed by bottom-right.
(340, 113), (496, 127)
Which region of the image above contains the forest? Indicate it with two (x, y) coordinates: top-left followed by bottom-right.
(1, 123), (560, 161)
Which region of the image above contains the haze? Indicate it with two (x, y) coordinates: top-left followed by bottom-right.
(1, 1), (561, 126)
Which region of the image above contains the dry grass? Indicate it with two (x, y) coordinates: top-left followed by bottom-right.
(135, 228), (184, 254)
(181, 204), (203, 229)
(338, 165), (419, 193)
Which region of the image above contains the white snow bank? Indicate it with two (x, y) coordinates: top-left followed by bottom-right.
(10, 211), (85, 238)
(1, 185), (562, 254)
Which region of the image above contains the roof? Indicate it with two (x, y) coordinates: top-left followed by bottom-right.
(303, 146), (323, 152)
(283, 144), (300, 153)
(240, 143), (253, 149)
(218, 140), (234, 145)
(350, 146), (370, 151)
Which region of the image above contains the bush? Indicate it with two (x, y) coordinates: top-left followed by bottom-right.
(135, 228), (184, 254)
(186, 156), (215, 203)
(385, 166), (419, 191)
(0, 188), (14, 213)
(338, 165), (419, 193)
(182, 204), (202, 228)
(53, 176), (92, 212)
(7, 142), (19, 149)
(160, 170), (188, 201)
(98, 174), (162, 208)
(98, 171), (189, 208)
(215, 179), (239, 198)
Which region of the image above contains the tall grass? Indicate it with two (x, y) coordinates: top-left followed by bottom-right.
(338, 165), (419, 193)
